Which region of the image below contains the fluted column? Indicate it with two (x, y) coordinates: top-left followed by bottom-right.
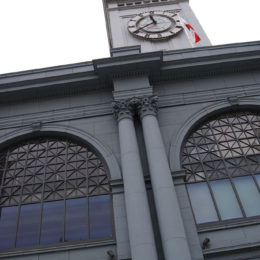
(137, 96), (192, 260)
(112, 99), (158, 260)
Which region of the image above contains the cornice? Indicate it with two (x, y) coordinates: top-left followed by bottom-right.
(0, 61), (102, 103)
(0, 42), (260, 101)
(157, 41), (260, 81)
(93, 51), (162, 78)
(106, 0), (186, 11)
(0, 61), (95, 85)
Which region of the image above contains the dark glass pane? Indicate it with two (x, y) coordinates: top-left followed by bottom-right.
(89, 195), (112, 239)
(40, 201), (64, 244)
(65, 198), (87, 242)
(210, 179), (242, 220)
(0, 206), (18, 249)
(233, 176), (260, 217)
(187, 183), (218, 224)
(16, 203), (41, 247)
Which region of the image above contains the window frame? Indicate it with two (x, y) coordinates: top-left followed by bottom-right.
(181, 111), (260, 226)
(0, 135), (115, 253)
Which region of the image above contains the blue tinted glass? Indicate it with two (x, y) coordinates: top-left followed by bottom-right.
(187, 183), (218, 224)
(89, 195), (112, 239)
(16, 203), (41, 247)
(211, 179), (243, 220)
(233, 176), (260, 217)
(65, 198), (87, 242)
(40, 201), (64, 244)
(0, 206), (18, 249)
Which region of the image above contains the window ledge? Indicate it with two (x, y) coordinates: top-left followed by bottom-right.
(198, 217), (260, 233)
(203, 241), (260, 256)
(0, 239), (116, 258)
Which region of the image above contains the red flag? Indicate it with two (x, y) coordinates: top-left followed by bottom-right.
(194, 32), (201, 43)
(180, 17), (201, 44)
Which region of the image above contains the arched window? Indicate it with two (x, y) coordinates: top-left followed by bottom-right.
(181, 111), (260, 224)
(0, 136), (113, 250)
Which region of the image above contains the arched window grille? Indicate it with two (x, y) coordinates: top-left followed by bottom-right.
(181, 111), (260, 224)
(0, 137), (113, 250)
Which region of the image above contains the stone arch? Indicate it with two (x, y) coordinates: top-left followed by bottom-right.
(169, 98), (260, 171)
(0, 123), (121, 180)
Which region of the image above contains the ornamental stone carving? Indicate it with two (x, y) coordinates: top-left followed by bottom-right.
(112, 96), (158, 121)
(136, 96), (158, 118)
(112, 99), (135, 121)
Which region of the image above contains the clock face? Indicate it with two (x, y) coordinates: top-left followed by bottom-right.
(128, 11), (182, 41)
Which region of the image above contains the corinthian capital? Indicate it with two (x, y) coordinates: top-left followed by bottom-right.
(137, 96), (158, 118)
(112, 99), (136, 121)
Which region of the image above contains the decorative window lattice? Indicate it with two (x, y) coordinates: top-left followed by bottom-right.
(182, 111), (260, 183)
(0, 137), (110, 207)
(182, 111), (260, 224)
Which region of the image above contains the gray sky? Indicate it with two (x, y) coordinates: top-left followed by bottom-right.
(0, 0), (259, 74)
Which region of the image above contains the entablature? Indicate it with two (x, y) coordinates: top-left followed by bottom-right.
(0, 41), (259, 102)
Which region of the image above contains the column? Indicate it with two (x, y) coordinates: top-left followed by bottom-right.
(112, 99), (158, 260)
(137, 96), (192, 260)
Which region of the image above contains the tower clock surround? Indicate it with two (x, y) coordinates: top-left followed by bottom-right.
(128, 11), (183, 41)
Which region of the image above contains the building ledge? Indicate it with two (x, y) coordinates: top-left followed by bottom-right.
(0, 240), (116, 259)
(0, 41), (259, 102)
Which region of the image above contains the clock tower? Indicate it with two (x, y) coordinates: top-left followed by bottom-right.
(103, 0), (211, 54)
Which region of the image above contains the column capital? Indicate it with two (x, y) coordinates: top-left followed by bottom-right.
(137, 96), (158, 119)
(112, 98), (137, 121)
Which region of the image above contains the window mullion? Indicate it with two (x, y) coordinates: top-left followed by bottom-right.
(252, 174), (260, 192)
(63, 140), (69, 243)
(227, 116), (249, 218)
(38, 139), (49, 244)
(14, 205), (21, 248)
(229, 177), (247, 217)
(196, 140), (222, 221)
(0, 149), (10, 202)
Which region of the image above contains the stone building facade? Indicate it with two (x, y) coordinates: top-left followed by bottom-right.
(0, 0), (260, 260)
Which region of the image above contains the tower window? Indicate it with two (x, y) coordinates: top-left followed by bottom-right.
(182, 111), (260, 224)
(0, 137), (113, 250)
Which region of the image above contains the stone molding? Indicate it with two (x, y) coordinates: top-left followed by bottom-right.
(112, 95), (158, 121)
(1, 83), (260, 130)
(0, 103), (112, 130)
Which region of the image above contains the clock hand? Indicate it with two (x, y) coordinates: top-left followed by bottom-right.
(133, 21), (155, 33)
(149, 15), (157, 24)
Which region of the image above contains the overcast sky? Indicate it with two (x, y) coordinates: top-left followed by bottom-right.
(0, 0), (259, 74)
